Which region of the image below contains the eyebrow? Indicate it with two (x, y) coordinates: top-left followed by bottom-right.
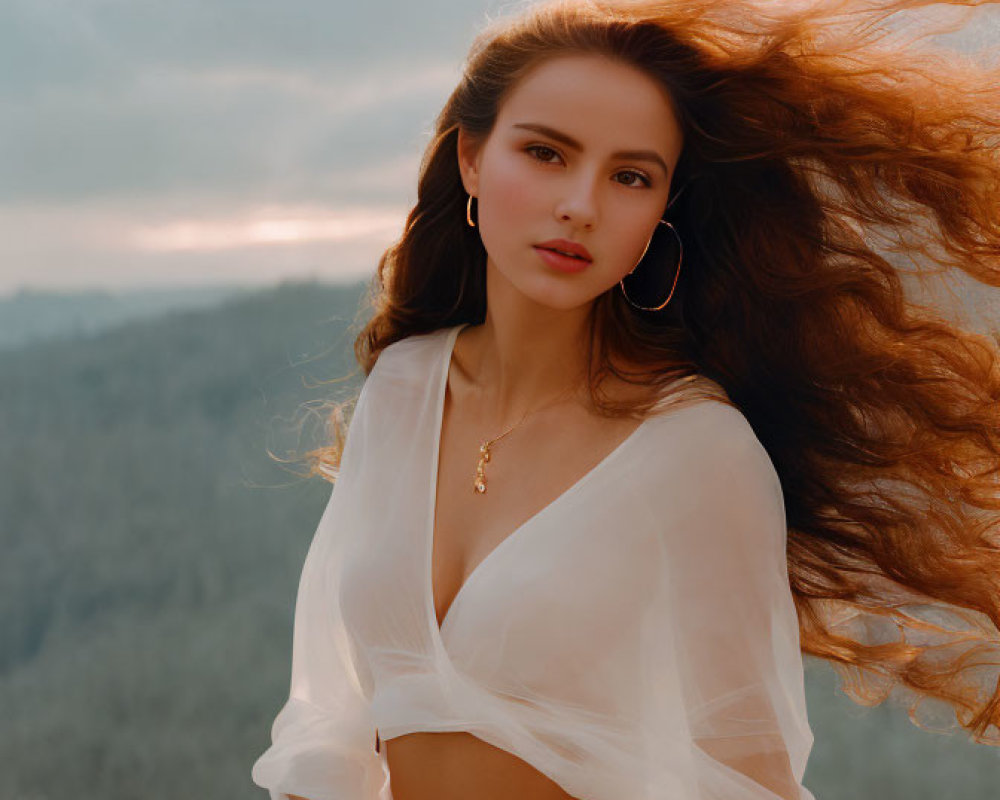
(511, 122), (670, 175)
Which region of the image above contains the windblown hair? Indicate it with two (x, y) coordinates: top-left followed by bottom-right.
(303, 0), (1000, 746)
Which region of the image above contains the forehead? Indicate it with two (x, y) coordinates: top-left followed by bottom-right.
(497, 53), (683, 159)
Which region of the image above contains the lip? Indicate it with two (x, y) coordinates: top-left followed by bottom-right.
(534, 245), (591, 273)
(534, 238), (593, 262)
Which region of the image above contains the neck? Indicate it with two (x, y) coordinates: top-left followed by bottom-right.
(452, 296), (594, 428)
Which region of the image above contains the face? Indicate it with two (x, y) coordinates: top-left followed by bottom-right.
(457, 53), (684, 312)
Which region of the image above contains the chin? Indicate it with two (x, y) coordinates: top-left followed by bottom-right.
(490, 259), (600, 310)
(526, 281), (604, 312)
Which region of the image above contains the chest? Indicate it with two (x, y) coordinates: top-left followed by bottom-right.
(430, 386), (650, 634)
(336, 346), (674, 722)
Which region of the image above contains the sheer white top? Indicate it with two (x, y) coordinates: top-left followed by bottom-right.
(251, 323), (816, 800)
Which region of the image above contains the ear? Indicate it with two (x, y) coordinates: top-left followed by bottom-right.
(456, 127), (484, 197)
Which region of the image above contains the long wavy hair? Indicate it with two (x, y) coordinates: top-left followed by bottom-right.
(299, 0), (1000, 746)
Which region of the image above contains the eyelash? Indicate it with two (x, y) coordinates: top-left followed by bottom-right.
(523, 144), (653, 189)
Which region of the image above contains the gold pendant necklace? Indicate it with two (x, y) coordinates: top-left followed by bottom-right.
(473, 384), (580, 494)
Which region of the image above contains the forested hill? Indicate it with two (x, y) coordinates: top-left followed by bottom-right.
(0, 279), (370, 798)
(0, 284), (252, 351)
(2, 278), (997, 799)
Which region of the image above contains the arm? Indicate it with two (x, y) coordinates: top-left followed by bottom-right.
(659, 408), (815, 799)
(251, 376), (389, 800)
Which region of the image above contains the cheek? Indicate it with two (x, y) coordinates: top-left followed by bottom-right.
(603, 214), (654, 280)
(476, 155), (538, 256)
(484, 154), (538, 216)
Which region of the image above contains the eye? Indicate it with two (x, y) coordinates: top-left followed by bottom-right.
(525, 144), (561, 164)
(614, 169), (652, 189)
(523, 144), (652, 189)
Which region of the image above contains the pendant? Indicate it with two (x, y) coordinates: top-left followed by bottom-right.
(474, 441), (491, 493)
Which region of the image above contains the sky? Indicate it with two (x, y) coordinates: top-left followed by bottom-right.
(1, 0), (997, 299)
(0, 0), (522, 297)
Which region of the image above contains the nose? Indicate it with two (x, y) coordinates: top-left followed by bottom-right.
(554, 173), (598, 229)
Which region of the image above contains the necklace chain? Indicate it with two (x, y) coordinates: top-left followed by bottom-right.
(473, 382), (582, 494)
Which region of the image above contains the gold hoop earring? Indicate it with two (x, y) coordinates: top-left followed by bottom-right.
(619, 220), (683, 312)
(466, 194), (476, 227)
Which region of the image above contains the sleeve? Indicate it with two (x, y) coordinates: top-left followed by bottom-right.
(652, 410), (816, 800)
(251, 374), (390, 800)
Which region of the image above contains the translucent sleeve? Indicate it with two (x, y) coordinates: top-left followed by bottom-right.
(251, 376), (390, 800)
(655, 411), (816, 800)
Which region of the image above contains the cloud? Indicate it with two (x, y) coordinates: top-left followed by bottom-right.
(129, 204), (405, 253)
(1, 0), (995, 296)
(0, 0), (505, 293)
(0, 59), (458, 203)
(0, 197), (402, 292)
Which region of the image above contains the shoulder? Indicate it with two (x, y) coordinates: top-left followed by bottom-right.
(642, 375), (761, 457)
(638, 389), (783, 515)
(368, 326), (452, 385)
(356, 325), (456, 427)
(347, 327), (451, 453)
(635, 397), (788, 565)
(371, 327), (447, 372)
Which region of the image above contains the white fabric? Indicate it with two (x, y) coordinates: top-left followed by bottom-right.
(251, 322), (816, 800)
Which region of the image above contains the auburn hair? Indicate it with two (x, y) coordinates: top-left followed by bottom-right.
(299, 0), (1000, 746)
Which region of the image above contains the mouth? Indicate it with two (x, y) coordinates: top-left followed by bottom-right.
(533, 246), (592, 263)
(533, 245), (593, 272)
(534, 237), (593, 262)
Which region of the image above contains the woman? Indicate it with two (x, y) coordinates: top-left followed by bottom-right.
(252, 0), (1000, 798)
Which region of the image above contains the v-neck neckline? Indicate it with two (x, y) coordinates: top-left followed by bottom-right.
(425, 322), (653, 644)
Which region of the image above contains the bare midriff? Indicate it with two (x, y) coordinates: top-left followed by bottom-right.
(384, 731), (579, 800)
